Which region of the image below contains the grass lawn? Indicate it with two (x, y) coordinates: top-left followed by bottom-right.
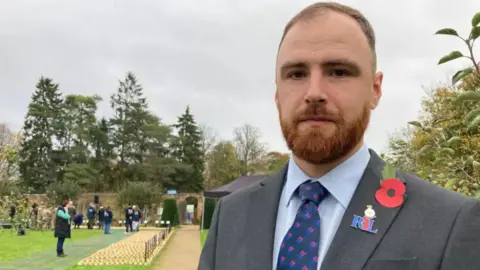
(0, 229), (102, 262)
(200, 229), (209, 247)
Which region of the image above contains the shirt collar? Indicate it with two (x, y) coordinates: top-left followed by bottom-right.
(284, 143), (371, 208)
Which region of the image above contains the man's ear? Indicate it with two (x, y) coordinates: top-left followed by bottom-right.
(371, 72), (383, 109)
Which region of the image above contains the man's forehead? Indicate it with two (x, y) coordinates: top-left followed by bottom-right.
(277, 11), (371, 66)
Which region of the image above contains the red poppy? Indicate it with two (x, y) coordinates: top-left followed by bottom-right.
(375, 178), (406, 208)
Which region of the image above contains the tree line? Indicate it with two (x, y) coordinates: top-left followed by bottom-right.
(0, 72), (289, 200)
(385, 12), (480, 198)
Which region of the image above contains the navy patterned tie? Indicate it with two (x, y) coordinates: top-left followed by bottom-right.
(276, 181), (328, 270)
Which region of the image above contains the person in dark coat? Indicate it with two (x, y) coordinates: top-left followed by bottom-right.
(125, 205), (134, 234)
(86, 202), (96, 229)
(132, 205), (142, 232)
(68, 204), (76, 225)
(54, 200), (72, 257)
(103, 206), (113, 234)
(73, 213), (83, 229)
(97, 206), (105, 229)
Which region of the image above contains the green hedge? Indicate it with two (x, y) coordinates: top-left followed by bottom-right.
(161, 198), (180, 226)
(202, 198), (216, 229)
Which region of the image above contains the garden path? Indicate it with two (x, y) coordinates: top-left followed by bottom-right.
(152, 225), (201, 270)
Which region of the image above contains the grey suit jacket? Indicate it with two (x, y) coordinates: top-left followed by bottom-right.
(198, 150), (480, 270)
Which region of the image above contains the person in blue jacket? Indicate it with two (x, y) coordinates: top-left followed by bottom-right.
(86, 202), (96, 230)
(125, 205), (134, 234)
(54, 200), (72, 257)
(103, 206), (113, 234)
(132, 205), (142, 232)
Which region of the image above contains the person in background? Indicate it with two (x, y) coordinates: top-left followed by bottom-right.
(73, 213), (83, 229)
(30, 203), (39, 229)
(132, 205), (142, 232)
(103, 206), (113, 235)
(67, 202), (76, 225)
(97, 205), (105, 230)
(54, 200), (72, 257)
(86, 202), (96, 230)
(124, 204), (134, 234)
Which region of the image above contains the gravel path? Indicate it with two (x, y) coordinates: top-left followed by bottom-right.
(152, 225), (201, 270)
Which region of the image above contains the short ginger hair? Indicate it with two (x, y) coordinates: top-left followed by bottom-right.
(279, 2), (377, 71)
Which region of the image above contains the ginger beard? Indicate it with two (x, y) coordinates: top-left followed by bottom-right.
(279, 103), (370, 164)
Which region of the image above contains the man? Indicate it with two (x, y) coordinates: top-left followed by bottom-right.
(132, 205), (142, 232)
(67, 202), (76, 225)
(86, 202), (96, 230)
(103, 206), (113, 235)
(30, 203), (39, 229)
(198, 2), (480, 270)
(125, 204), (134, 234)
(97, 205), (105, 229)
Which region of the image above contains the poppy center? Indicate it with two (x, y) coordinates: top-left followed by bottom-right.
(387, 188), (396, 197)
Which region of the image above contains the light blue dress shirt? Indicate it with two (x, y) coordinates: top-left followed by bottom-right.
(273, 143), (371, 270)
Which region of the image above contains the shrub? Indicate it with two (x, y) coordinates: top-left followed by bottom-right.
(46, 180), (81, 206)
(117, 181), (161, 209)
(202, 198), (216, 229)
(161, 198), (179, 226)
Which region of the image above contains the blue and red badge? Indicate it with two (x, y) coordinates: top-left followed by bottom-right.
(351, 162), (406, 234)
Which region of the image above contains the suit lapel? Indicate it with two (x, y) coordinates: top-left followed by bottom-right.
(321, 150), (408, 270)
(246, 167), (287, 270)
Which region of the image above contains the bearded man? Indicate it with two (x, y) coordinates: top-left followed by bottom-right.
(198, 2), (480, 270)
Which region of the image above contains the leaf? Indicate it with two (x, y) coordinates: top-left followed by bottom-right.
(417, 145), (432, 157)
(471, 26), (480, 40)
(465, 156), (475, 166)
(473, 160), (480, 170)
(455, 91), (480, 103)
(407, 121), (422, 128)
(445, 179), (457, 190)
(440, 148), (455, 156)
(475, 190), (480, 200)
(381, 162), (397, 180)
(438, 51), (463, 65)
(452, 68), (474, 84)
(467, 115), (480, 131)
(433, 158), (443, 167)
(466, 108), (480, 123)
(472, 12), (480, 27)
(447, 136), (461, 147)
(435, 28), (459, 36)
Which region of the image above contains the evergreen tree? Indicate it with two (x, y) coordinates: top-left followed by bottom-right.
(58, 94), (102, 188)
(172, 106), (204, 192)
(109, 72), (149, 186)
(19, 77), (64, 192)
(90, 118), (114, 191)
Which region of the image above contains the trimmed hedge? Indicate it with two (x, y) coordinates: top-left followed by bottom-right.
(161, 198), (180, 226)
(202, 198), (216, 229)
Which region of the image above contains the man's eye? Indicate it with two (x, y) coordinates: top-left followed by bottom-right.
(329, 69), (350, 77)
(288, 71), (307, 79)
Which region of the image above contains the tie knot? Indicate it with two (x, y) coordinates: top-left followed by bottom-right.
(298, 181), (327, 205)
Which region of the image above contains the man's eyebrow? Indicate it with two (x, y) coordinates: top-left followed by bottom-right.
(279, 59), (361, 72)
(322, 59), (361, 71)
(279, 61), (308, 72)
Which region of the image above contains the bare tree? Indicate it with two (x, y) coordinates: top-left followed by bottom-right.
(199, 123), (217, 156)
(0, 123), (19, 181)
(233, 124), (266, 175)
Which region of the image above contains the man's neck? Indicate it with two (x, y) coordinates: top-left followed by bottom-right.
(292, 141), (364, 179)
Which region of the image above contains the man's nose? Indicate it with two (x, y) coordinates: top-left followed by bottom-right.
(304, 72), (327, 104)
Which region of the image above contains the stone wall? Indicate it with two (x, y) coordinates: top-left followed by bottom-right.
(25, 192), (203, 225)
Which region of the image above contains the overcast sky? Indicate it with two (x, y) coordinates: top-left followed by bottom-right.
(1, 0), (479, 153)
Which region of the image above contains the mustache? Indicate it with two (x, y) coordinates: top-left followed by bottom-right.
(294, 105), (340, 123)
